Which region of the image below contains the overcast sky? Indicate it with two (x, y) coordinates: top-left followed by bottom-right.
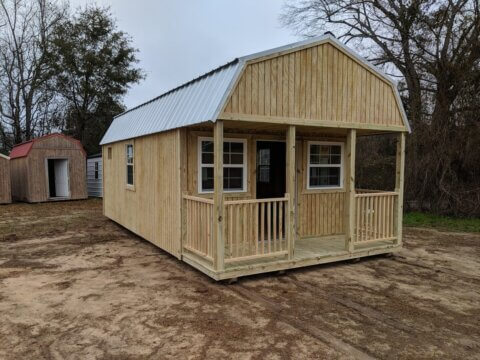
(69, 0), (300, 109)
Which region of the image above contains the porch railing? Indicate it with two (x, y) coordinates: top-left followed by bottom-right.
(183, 195), (214, 262)
(354, 191), (398, 244)
(224, 195), (289, 264)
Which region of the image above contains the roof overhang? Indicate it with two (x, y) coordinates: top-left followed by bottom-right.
(100, 34), (410, 146)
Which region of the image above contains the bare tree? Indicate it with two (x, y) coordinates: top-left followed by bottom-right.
(282, 0), (480, 216)
(0, 0), (66, 149)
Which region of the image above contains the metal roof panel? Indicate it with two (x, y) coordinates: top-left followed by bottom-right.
(100, 61), (241, 145)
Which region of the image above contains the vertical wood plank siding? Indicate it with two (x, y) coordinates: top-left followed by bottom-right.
(222, 43), (404, 128)
(10, 157), (29, 201)
(0, 157), (11, 204)
(103, 130), (182, 258)
(296, 139), (346, 238)
(299, 192), (345, 237)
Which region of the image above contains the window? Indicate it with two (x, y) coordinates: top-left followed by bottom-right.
(198, 138), (247, 193)
(94, 162), (99, 180)
(257, 148), (270, 183)
(307, 141), (343, 189)
(126, 144), (134, 186)
(107, 147), (112, 160)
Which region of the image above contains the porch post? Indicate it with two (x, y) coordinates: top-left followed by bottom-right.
(394, 132), (406, 246)
(345, 129), (356, 252)
(286, 125), (296, 260)
(213, 120), (224, 271)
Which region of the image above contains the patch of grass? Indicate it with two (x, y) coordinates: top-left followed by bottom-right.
(404, 212), (480, 233)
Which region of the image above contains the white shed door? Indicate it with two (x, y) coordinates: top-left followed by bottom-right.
(54, 159), (69, 197)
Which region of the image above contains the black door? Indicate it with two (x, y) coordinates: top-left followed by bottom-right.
(47, 159), (56, 197)
(256, 141), (286, 199)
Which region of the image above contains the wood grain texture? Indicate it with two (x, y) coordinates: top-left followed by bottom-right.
(10, 136), (87, 203)
(0, 156), (11, 204)
(102, 129), (182, 258)
(222, 43), (405, 129)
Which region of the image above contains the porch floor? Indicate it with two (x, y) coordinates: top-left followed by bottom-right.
(182, 235), (399, 281)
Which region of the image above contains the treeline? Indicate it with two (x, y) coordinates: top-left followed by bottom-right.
(282, 0), (480, 217)
(0, 0), (143, 155)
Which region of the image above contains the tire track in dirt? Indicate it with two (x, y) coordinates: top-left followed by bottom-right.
(156, 256), (368, 358)
(386, 256), (480, 282)
(281, 276), (414, 334)
(228, 282), (376, 360)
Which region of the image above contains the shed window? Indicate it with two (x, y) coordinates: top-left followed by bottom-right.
(94, 162), (99, 180)
(107, 147), (112, 160)
(307, 142), (343, 189)
(126, 144), (134, 186)
(198, 138), (247, 193)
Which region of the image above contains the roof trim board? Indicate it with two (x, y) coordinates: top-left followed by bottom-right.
(0, 153), (9, 160)
(100, 34), (410, 146)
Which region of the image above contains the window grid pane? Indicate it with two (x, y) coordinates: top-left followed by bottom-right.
(127, 164), (134, 185)
(200, 139), (246, 192)
(310, 144), (341, 165)
(308, 143), (342, 188)
(309, 167), (340, 187)
(201, 167), (214, 191)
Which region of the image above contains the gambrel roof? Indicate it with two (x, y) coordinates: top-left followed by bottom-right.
(10, 133), (86, 159)
(100, 34), (410, 145)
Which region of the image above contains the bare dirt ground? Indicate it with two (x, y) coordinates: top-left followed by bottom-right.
(0, 199), (479, 359)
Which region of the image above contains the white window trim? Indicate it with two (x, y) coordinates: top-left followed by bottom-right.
(126, 143), (134, 187)
(197, 137), (248, 194)
(306, 141), (344, 190)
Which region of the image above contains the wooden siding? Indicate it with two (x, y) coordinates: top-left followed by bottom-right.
(10, 136), (87, 203)
(296, 139), (346, 238)
(10, 157), (29, 201)
(299, 192), (345, 237)
(0, 157), (11, 204)
(186, 127), (346, 238)
(186, 129), (258, 199)
(222, 42), (405, 130)
(103, 130), (182, 258)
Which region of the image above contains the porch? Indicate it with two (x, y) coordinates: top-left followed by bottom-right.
(180, 121), (405, 280)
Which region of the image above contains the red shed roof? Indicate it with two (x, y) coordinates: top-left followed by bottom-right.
(10, 133), (86, 159)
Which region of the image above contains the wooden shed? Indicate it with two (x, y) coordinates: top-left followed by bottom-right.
(0, 153), (11, 204)
(101, 35), (410, 280)
(10, 134), (88, 203)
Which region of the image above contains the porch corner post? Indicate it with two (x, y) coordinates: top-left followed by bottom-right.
(286, 125), (296, 260)
(345, 129), (356, 253)
(395, 132), (406, 247)
(213, 120), (224, 271)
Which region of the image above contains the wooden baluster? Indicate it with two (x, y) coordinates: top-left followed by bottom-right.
(381, 196), (385, 239)
(236, 205), (241, 258)
(279, 201), (283, 250)
(387, 196), (391, 237)
(243, 203), (247, 256)
(261, 202), (265, 254)
(367, 196), (371, 240)
(355, 197), (360, 244)
(254, 203), (259, 255)
(273, 201), (277, 252)
(267, 201), (271, 253)
(209, 204), (213, 258)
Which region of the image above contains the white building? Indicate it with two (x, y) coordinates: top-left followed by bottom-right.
(87, 154), (102, 197)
